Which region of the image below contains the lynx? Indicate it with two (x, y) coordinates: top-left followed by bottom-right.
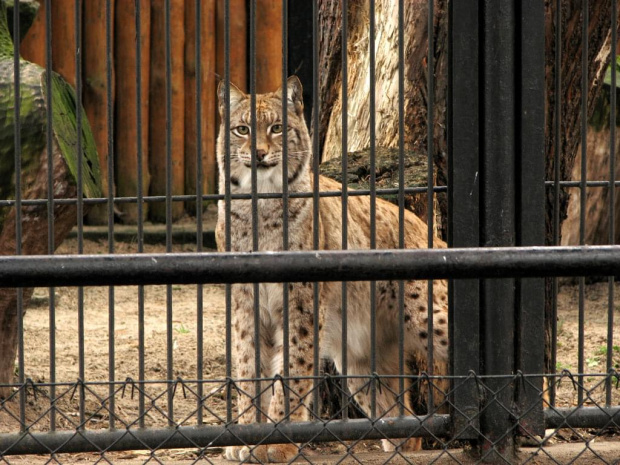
(216, 76), (449, 463)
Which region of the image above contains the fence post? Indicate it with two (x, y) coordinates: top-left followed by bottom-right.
(449, 0), (545, 460)
(515, 0), (546, 439)
(479, 1), (518, 459)
(447, 0), (481, 442)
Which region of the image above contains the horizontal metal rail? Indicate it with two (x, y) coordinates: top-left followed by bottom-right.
(1, 246), (620, 288)
(545, 406), (620, 429)
(0, 186), (448, 208)
(1, 407), (617, 456)
(0, 415), (451, 456)
(1, 179), (617, 207)
(3, 177), (620, 209)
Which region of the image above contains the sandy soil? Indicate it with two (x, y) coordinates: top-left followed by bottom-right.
(554, 280), (620, 410)
(1, 237), (619, 463)
(1, 237), (230, 435)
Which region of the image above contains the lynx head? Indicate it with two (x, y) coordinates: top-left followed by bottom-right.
(216, 76), (312, 193)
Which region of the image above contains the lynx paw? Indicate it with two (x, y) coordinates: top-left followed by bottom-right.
(224, 444), (299, 463)
(382, 437), (422, 452)
(224, 445), (253, 462)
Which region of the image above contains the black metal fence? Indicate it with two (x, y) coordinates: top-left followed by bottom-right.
(1, 0), (619, 464)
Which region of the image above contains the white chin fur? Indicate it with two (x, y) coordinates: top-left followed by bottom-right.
(236, 165), (284, 193)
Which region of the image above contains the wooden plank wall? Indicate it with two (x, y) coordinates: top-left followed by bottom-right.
(20, 0), (283, 224)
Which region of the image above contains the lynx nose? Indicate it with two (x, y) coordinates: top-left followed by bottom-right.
(256, 149), (267, 161)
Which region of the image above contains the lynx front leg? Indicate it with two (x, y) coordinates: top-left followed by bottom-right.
(225, 285), (272, 463)
(267, 304), (315, 423)
(248, 293), (316, 463)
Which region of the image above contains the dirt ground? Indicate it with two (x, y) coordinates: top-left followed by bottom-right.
(1, 233), (620, 463)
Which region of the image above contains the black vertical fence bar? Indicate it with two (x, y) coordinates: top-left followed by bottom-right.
(164, 0), (174, 426)
(105, 0), (116, 430)
(515, 0), (545, 438)
(74, 0), (83, 252)
(135, 0), (146, 428)
(577, 0), (589, 410)
(480, 1), (517, 459)
(311, 0), (321, 421)
(281, 0), (290, 419)
(447, 0), (481, 440)
(340, 0), (349, 421)
(44, 0), (56, 432)
(249, 0), (261, 424)
(606, 0), (617, 407)
(397, 0), (405, 417)
(426, 0), (435, 411)
(550, 0), (562, 408)
(577, 0), (589, 407)
(11, 0), (25, 431)
(225, 285), (232, 425)
(74, 0), (86, 430)
(224, 0), (233, 425)
(195, 0), (204, 425)
(368, 0), (377, 419)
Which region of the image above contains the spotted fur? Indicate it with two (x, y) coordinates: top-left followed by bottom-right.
(216, 76), (449, 462)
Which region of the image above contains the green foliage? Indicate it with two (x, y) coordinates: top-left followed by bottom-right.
(604, 55), (620, 88)
(0, 1), (13, 58)
(595, 344), (620, 356)
(590, 57), (620, 131)
(174, 324), (190, 335)
(556, 362), (571, 371)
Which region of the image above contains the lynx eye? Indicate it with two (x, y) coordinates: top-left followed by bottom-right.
(233, 125), (250, 136)
(270, 124), (283, 134)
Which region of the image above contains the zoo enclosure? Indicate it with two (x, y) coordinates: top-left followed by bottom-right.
(0, 0), (619, 464)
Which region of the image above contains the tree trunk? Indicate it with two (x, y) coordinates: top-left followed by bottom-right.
(320, 147), (431, 221)
(0, 141), (80, 398)
(321, 0), (446, 159)
(149, 0), (185, 223)
(114, 0), (151, 224)
(318, 0), (448, 235)
(184, 0), (217, 214)
(83, 0), (114, 225)
(315, 0), (341, 158)
(562, 84), (620, 248)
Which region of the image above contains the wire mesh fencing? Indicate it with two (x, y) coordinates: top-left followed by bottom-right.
(1, 370), (620, 462)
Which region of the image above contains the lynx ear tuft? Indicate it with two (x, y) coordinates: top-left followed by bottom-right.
(275, 76), (304, 116)
(217, 80), (247, 116)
